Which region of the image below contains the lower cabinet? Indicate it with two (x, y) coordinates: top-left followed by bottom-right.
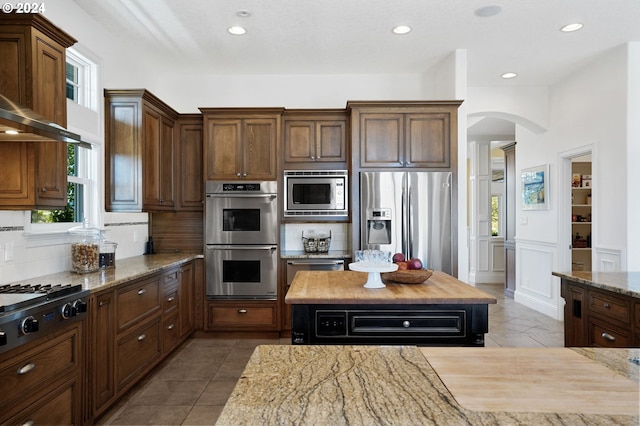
(89, 261), (195, 421)
(561, 278), (638, 348)
(206, 300), (278, 331)
(0, 323), (83, 425)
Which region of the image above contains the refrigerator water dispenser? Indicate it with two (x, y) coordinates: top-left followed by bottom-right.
(366, 208), (392, 245)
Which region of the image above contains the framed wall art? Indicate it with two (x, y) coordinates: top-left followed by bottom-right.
(521, 164), (550, 210)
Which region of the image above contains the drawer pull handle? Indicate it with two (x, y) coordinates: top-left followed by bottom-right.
(167, 296), (175, 302)
(167, 324), (175, 330)
(138, 334), (146, 341)
(137, 289), (146, 295)
(601, 332), (616, 342)
(22, 420), (35, 426)
(17, 363), (36, 375)
(603, 303), (610, 309)
(403, 321), (410, 328)
(238, 309), (248, 314)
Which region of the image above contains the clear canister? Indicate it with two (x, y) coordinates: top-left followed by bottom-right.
(69, 221), (101, 273)
(99, 241), (117, 269)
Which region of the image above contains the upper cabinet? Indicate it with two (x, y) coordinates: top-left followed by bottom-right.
(175, 114), (204, 211)
(348, 101), (462, 170)
(200, 108), (283, 181)
(0, 13), (76, 209)
(104, 89), (179, 212)
(283, 110), (347, 168)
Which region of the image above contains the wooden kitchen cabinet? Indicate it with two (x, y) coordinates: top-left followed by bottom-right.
(348, 101), (461, 169)
(0, 324), (83, 425)
(0, 14), (76, 209)
(561, 278), (639, 348)
(201, 108), (283, 180)
(88, 263), (195, 421)
(283, 110), (348, 167)
(175, 114), (204, 210)
(104, 89), (179, 212)
(206, 300), (279, 331)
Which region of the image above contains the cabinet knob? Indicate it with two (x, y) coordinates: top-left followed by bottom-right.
(242, 173), (247, 177)
(137, 288), (146, 295)
(238, 309), (248, 314)
(403, 320), (410, 328)
(167, 324), (175, 330)
(167, 296), (175, 302)
(22, 420), (35, 426)
(17, 362), (36, 375)
(236, 173), (241, 177)
(41, 187), (47, 192)
(310, 156), (315, 160)
(601, 332), (616, 342)
(138, 334), (146, 341)
(604, 303), (610, 309)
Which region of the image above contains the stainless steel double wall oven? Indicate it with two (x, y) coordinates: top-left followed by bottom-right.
(205, 181), (278, 299)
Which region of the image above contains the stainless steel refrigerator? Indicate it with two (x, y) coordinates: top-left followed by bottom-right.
(360, 171), (453, 274)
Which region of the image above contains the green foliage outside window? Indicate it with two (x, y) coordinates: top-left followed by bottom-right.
(491, 195), (499, 236)
(31, 144), (82, 223)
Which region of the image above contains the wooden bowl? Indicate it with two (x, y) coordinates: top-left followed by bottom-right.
(381, 269), (433, 284)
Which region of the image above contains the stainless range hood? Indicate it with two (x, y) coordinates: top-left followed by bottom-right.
(0, 93), (92, 150)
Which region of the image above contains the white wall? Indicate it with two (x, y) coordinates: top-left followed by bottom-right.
(627, 42), (640, 269)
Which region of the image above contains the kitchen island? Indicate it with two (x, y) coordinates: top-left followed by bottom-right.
(285, 270), (497, 346)
(216, 345), (640, 425)
(553, 271), (640, 347)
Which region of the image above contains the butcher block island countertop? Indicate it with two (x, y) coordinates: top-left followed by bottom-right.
(216, 345), (640, 426)
(285, 270), (497, 305)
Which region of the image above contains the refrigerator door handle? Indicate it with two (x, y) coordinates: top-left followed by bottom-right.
(407, 184), (413, 259)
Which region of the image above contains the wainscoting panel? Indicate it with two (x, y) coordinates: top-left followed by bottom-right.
(595, 247), (623, 271)
(515, 240), (560, 320)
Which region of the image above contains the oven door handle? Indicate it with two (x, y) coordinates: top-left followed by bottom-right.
(287, 260), (344, 266)
(207, 245), (277, 251)
(207, 194), (276, 199)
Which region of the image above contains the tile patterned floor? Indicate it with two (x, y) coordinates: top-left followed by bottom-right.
(97, 283), (564, 425)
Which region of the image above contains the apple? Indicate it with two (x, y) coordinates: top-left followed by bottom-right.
(407, 258), (423, 270)
(396, 261), (408, 270)
(392, 252), (405, 262)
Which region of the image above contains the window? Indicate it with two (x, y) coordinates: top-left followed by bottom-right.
(29, 47), (98, 229)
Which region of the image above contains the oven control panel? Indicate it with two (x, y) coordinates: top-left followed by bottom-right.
(316, 311), (347, 336)
(222, 183), (262, 192)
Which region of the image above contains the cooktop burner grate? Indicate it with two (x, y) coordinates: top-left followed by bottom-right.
(0, 283), (83, 299)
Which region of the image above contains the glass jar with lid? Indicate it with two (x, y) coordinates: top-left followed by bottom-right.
(69, 220), (101, 273)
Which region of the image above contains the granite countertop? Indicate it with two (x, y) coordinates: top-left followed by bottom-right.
(9, 252), (201, 293)
(216, 345), (640, 426)
(281, 250), (352, 259)
(553, 271), (640, 298)
(285, 270), (497, 305)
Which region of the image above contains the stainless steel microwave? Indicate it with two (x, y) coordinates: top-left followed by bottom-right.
(284, 170), (348, 217)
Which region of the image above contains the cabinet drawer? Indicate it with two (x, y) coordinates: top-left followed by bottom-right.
(589, 317), (632, 348)
(117, 275), (161, 331)
(163, 267), (180, 287)
(5, 379), (77, 426)
(207, 302), (277, 330)
(163, 312), (180, 353)
(116, 318), (161, 390)
(163, 284), (179, 314)
(0, 326), (80, 401)
(588, 289), (630, 324)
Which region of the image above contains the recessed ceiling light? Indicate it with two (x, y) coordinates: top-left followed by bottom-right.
(501, 72), (517, 79)
(5, 130), (19, 135)
(228, 26), (246, 35)
(236, 10), (252, 18)
(392, 25), (411, 35)
(474, 5), (503, 18)
(560, 23), (583, 32)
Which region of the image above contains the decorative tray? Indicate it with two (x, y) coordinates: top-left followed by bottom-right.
(381, 269), (433, 284)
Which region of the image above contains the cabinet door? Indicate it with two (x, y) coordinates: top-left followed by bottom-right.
(92, 292), (115, 416)
(204, 119), (242, 180)
(105, 97), (143, 212)
(32, 29), (68, 207)
(405, 113), (450, 168)
(243, 118), (277, 180)
(176, 118), (203, 210)
(284, 120), (315, 162)
(179, 261), (195, 339)
(142, 106), (175, 210)
(316, 120), (347, 162)
(0, 144), (35, 207)
(561, 283), (586, 346)
(359, 113), (403, 168)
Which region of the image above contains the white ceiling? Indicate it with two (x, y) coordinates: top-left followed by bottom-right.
(71, 0), (640, 139)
